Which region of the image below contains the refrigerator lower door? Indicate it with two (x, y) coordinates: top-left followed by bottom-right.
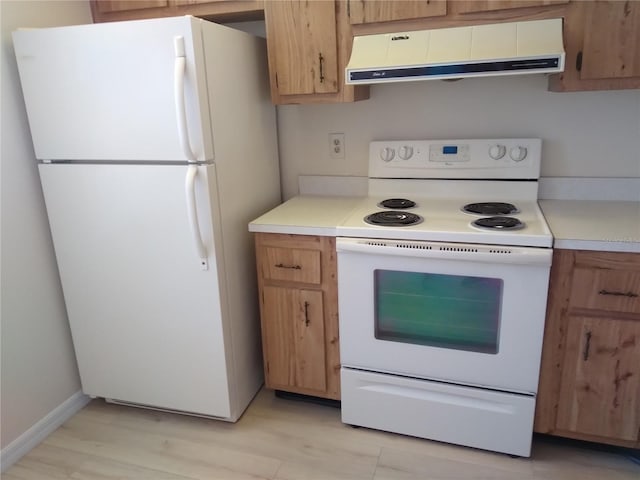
(39, 163), (232, 418)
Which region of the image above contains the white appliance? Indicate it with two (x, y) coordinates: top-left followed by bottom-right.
(336, 139), (552, 456)
(12, 16), (280, 421)
(346, 19), (565, 84)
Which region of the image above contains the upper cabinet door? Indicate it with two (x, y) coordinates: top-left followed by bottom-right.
(454, 0), (567, 14)
(348, 0), (447, 24)
(94, 0), (168, 13)
(264, 0), (339, 96)
(549, 0), (640, 92)
(580, 1), (640, 80)
(12, 16), (213, 162)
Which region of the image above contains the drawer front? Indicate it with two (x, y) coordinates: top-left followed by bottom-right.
(261, 247), (321, 284)
(569, 267), (640, 314)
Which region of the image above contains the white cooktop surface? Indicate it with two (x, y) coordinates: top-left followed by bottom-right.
(337, 195), (552, 248)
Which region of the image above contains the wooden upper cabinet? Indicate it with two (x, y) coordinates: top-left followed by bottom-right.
(549, 0), (640, 91)
(95, 0), (168, 14)
(264, 0), (369, 105)
(580, 1), (640, 80)
(348, 0), (447, 24)
(264, 0), (339, 96)
(454, 0), (568, 14)
(90, 0), (264, 23)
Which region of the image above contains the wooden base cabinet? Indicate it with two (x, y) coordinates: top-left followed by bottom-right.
(254, 233), (340, 400)
(535, 249), (640, 448)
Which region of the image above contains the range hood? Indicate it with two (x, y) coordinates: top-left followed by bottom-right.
(346, 18), (565, 84)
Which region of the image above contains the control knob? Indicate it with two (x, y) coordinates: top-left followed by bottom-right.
(379, 147), (396, 162)
(509, 146), (528, 162)
(398, 145), (414, 160)
(488, 144), (506, 160)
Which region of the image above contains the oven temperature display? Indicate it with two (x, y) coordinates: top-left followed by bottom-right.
(429, 144), (470, 163)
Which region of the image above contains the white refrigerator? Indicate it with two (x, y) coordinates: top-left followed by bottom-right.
(12, 16), (281, 421)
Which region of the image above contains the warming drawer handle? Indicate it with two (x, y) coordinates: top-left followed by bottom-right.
(174, 36), (197, 163)
(599, 289), (639, 298)
(185, 165), (208, 270)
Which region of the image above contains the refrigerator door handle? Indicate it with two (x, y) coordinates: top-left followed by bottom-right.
(174, 35), (197, 163)
(185, 165), (209, 270)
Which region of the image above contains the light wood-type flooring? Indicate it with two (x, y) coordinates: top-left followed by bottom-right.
(4, 388), (640, 479)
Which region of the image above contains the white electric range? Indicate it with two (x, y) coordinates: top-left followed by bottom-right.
(336, 138), (552, 457)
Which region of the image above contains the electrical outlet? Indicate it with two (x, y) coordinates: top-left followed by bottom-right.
(329, 133), (345, 159)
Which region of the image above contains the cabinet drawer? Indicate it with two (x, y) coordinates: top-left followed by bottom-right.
(260, 247), (321, 284)
(569, 267), (640, 314)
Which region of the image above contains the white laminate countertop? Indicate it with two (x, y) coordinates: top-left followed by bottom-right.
(539, 200), (640, 253)
(250, 196), (640, 253)
(249, 195), (364, 237)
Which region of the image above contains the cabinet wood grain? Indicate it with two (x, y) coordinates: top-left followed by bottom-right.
(348, 0), (446, 24)
(549, 0), (640, 91)
(454, 0), (567, 14)
(90, 0), (263, 23)
(535, 249), (640, 448)
(255, 233), (340, 400)
(556, 315), (640, 441)
(264, 0), (369, 104)
(264, 0), (338, 96)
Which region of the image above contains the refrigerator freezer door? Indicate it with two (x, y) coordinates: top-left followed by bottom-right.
(39, 163), (232, 417)
(13, 16), (213, 162)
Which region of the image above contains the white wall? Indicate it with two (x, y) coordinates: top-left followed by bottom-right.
(277, 74), (640, 199)
(1, 0), (92, 451)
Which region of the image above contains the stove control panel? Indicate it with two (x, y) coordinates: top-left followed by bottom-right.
(369, 138), (541, 180)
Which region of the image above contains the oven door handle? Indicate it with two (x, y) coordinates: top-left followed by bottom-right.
(336, 237), (552, 266)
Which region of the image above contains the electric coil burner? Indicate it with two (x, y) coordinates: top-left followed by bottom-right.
(377, 198), (416, 209)
(472, 216), (525, 231)
(364, 210), (423, 226)
(336, 138), (553, 458)
(462, 202), (519, 215)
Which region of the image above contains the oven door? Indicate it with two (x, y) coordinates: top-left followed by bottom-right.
(336, 237), (552, 394)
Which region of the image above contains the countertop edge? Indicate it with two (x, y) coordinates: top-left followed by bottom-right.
(248, 224), (337, 237)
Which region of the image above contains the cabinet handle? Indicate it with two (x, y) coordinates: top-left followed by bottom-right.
(275, 263), (301, 270)
(598, 289), (638, 298)
(304, 301), (310, 326)
(576, 51), (583, 72)
(319, 53), (325, 83)
(583, 331), (592, 361)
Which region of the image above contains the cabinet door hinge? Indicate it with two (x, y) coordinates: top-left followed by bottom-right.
(576, 51), (583, 72)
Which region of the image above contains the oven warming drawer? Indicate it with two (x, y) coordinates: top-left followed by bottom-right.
(341, 368), (536, 457)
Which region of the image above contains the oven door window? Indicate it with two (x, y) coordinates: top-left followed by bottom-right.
(374, 270), (502, 354)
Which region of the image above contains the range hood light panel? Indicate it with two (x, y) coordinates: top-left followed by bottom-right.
(345, 19), (565, 85)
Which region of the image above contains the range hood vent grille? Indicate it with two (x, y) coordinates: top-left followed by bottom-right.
(346, 18), (565, 84)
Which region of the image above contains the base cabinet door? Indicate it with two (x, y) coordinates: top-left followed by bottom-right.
(535, 249), (640, 448)
(556, 316), (640, 441)
(262, 286), (327, 393)
(255, 233), (340, 400)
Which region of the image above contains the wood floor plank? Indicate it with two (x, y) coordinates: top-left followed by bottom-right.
(4, 389), (640, 480)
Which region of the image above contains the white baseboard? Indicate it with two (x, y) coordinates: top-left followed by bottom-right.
(0, 390), (90, 473)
